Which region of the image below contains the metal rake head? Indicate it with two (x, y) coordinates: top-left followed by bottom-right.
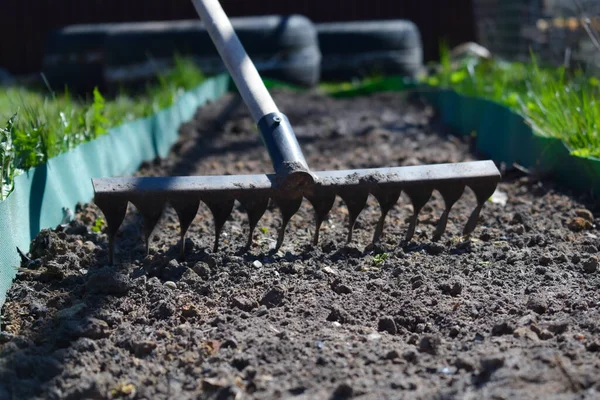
(92, 160), (501, 264)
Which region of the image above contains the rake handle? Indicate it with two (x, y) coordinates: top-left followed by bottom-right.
(190, 0), (314, 189)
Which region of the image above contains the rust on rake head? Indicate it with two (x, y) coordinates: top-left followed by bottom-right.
(92, 160), (501, 264)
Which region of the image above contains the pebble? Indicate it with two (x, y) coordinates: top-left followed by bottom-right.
(83, 241), (96, 253)
(583, 257), (598, 273)
(526, 297), (548, 314)
(481, 355), (505, 372)
(539, 255), (552, 266)
(255, 305), (268, 316)
(332, 383), (353, 399)
(454, 356), (475, 372)
(232, 296), (258, 312)
(403, 349), (418, 363)
(327, 306), (352, 324)
(377, 316), (397, 335)
(567, 217), (593, 232)
(164, 281), (177, 289)
(260, 286), (286, 308)
(513, 326), (539, 342)
(575, 209), (594, 222)
(439, 280), (463, 297)
(252, 260), (263, 268)
(331, 279), (352, 294)
(491, 321), (515, 336)
(418, 335), (441, 355)
(323, 266), (337, 275)
(221, 337), (238, 349)
(130, 340), (157, 357)
(384, 349), (400, 360)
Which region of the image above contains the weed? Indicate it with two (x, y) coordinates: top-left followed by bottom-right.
(91, 217), (106, 233)
(425, 44), (600, 158)
(259, 227), (269, 234)
(0, 57), (206, 200)
(372, 252), (390, 266)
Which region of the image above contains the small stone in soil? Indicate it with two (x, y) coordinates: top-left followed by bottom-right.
(548, 320), (569, 334)
(232, 296), (258, 312)
(539, 255), (552, 266)
(332, 382), (353, 399)
(575, 209), (594, 222)
(582, 256), (598, 273)
(164, 281), (177, 289)
(384, 349), (400, 360)
(491, 321), (515, 336)
(454, 356), (475, 372)
(193, 262), (211, 279)
(403, 349), (418, 363)
(331, 279), (352, 294)
(260, 286), (286, 308)
(567, 217), (593, 232)
(151, 300), (176, 320)
(378, 316), (397, 335)
(327, 306), (353, 324)
(130, 340), (157, 357)
(252, 260), (263, 268)
(221, 337), (238, 349)
(439, 280), (463, 296)
(526, 296), (548, 314)
(418, 335), (441, 355)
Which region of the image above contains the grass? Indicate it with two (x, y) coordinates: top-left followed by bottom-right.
(424, 44), (600, 159)
(0, 55), (205, 200)
(2, 46), (599, 199)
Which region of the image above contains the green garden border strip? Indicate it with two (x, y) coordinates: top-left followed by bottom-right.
(325, 77), (600, 199)
(0, 73), (230, 308)
(417, 87), (600, 198)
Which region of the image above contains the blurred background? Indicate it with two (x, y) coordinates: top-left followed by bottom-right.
(1, 0), (598, 77)
(2, 0), (476, 75)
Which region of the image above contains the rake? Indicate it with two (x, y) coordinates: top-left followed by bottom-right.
(92, 0), (502, 264)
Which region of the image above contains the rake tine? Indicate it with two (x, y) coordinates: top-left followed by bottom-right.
(170, 197), (201, 259)
(272, 195), (303, 251)
(238, 195), (270, 249)
(93, 196), (128, 265)
(338, 188), (369, 244)
(432, 184), (465, 241)
(463, 181), (499, 237)
(404, 186), (433, 242)
(371, 186), (402, 245)
(305, 189), (337, 246)
(204, 196), (235, 252)
(131, 197), (166, 256)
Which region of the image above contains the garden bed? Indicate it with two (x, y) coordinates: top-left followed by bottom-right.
(1, 88), (599, 399)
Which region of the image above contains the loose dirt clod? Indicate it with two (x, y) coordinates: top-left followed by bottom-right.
(1, 91), (599, 399)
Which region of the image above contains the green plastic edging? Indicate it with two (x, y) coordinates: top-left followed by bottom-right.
(0, 73), (230, 309)
(325, 77), (600, 199)
(414, 87), (600, 199)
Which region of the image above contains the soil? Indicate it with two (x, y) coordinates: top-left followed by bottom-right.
(1, 89), (600, 400)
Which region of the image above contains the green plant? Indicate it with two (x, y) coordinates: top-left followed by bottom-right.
(91, 217), (106, 233)
(0, 114), (18, 200)
(424, 44), (600, 158)
(0, 56), (206, 200)
(372, 252), (390, 266)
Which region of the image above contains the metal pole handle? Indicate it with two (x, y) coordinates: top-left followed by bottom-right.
(190, 0), (314, 191)
(190, 0), (277, 122)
